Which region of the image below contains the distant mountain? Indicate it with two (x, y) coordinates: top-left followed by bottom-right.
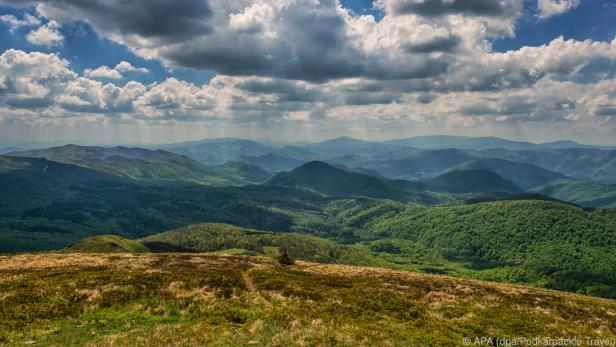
(161, 138), (272, 165)
(476, 148), (616, 184)
(384, 135), (596, 150)
(422, 169), (523, 194)
(209, 161), (272, 183)
(298, 136), (403, 158)
(0, 155), (116, 217)
(357, 149), (477, 180)
(237, 153), (305, 172)
(265, 161), (436, 203)
(8, 144), (262, 185)
(450, 158), (565, 189)
(531, 178), (616, 207)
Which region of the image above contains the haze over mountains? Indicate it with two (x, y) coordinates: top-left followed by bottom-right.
(4, 134), (616, 207)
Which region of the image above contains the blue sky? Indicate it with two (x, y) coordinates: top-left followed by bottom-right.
(0, 0), (615, 145)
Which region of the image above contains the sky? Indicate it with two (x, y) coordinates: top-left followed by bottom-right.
(0, 0), (615, 145)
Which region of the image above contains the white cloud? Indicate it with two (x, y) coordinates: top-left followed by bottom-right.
(84, 66), (123, 79)
(0, 13), (40, 32)
(115, 61), (149, 74)
(0, 0), (615, 143)
(84, 61), (149, 80)
(537, 0), (581, 19)
(25, 20), (63, 46)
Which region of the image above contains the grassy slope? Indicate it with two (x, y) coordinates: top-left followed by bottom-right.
(64, 235), (150, 253)
(0, 253), (614, 346)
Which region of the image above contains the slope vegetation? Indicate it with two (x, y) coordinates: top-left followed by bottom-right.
(1, 253), (614, 346)
(327, 198), (616, 298)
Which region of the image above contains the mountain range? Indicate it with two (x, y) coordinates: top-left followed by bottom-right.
(2, 135), (616, 301)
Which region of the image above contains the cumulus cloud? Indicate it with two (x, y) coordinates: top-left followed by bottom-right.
(375, 0), (522, 17)
(0, 13), (40, 32)
(537, 0), (581, 19)
(0, 0), (615, 143)
(84, 66), (123, 80)
(25, 20), (63, 46)
(115, 61), (149, 74)
(84, 61), (149, 80)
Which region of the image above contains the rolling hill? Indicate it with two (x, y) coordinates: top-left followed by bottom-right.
(531, 178), (616, 207)
(2, 253), (614, 346)
(450, 158), (564, 189)
(476, 148), (616, 184)
(64, 235), (150, 253)
(383, 135), (597, 150)
(326, 198), (616, 298)
(8, 144), (266, 185)
(355, 149), (477, 180)
(421, 169), (523, 194)
(237, 153), (305, 172)
(265, 161), (437, 203)
(159, 138), (272, 165)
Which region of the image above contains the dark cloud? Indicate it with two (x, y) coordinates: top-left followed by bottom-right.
(344, 93), (401, 105)
(405, 35), (461, 53)
(5, 97), (53, 109)
(236, 79), (321, 102)
(1, 0), (213, 42)
(386, 0), (519, 17)
(594, 105), (616, 116)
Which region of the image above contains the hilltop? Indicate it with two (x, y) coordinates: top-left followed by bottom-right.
(265, 161), (439, 203)
(0, 253), (614, 346)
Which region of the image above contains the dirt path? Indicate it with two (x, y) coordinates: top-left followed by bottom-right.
(242, 270), (272, 308)
(242, 271), (256, 292)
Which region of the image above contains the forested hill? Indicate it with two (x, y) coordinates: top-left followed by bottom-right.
(326, 198), (616, 298)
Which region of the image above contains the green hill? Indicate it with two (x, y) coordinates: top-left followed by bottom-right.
(237, 153), (305, 172)
(208, 161), (272, 183)
(531, 178), (616, 207)
(451, 158), (564, 189)
(421, 169), (523, 194)
(477, 148), (616, 184)
(326, 198), (616, 298)
(64, 235), (150, 253)
(8, 144), (261, 186)
(1, 253), (615, 346)
(142, 223), (378, 265)
(161, 138), (272, 165)
(265, 161), (439, 203)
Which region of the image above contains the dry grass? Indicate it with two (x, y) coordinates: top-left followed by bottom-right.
(0, 253), (615, 346)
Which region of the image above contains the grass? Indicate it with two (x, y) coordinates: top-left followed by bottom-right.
(1, 253), (615, 346)
(63, 235), (151, 253)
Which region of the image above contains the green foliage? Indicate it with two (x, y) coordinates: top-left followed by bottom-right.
(64, 235), (150, 253)
(141, 223), (380, 266)
(327, 198), (616, 298)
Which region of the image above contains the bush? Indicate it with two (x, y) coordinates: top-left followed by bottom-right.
(278, 248), (295, 265)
